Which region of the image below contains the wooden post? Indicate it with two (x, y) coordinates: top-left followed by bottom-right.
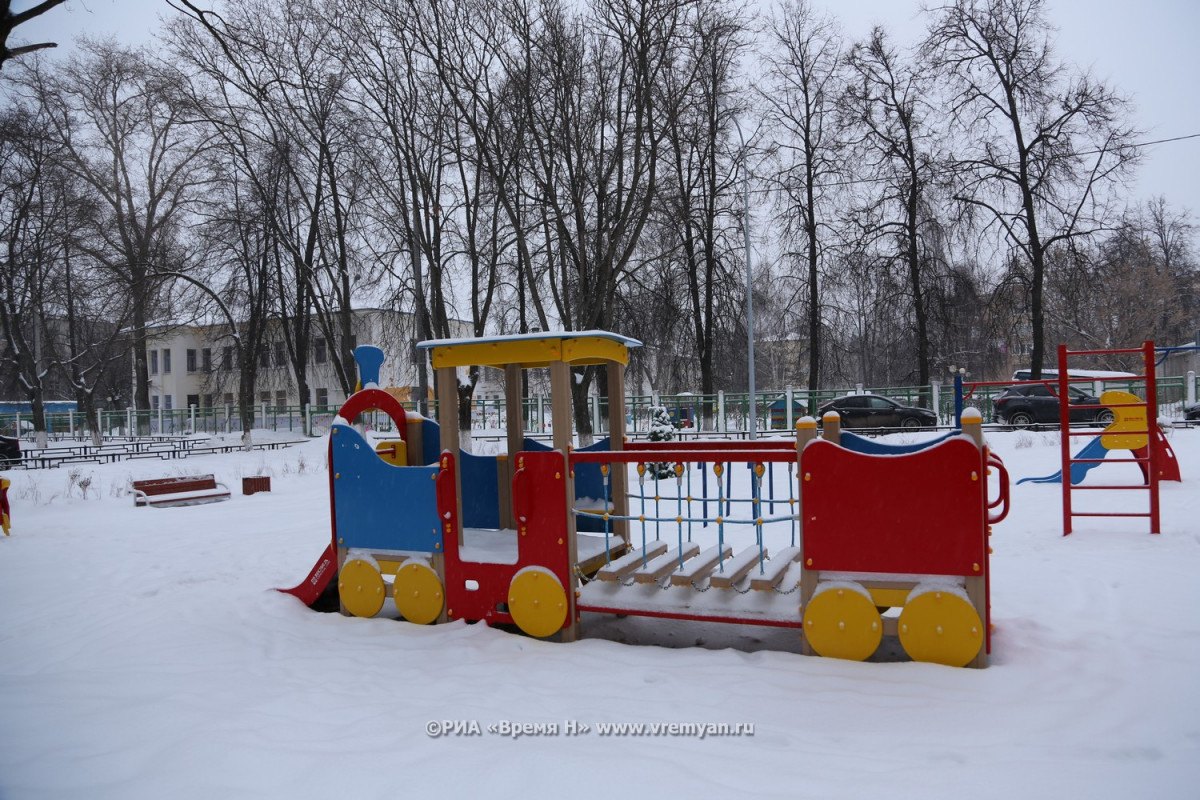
(821, 411), (841, 444)
(606, 360), (630, 549)
(960, 409), (988, 668)
(549, 360), (580, 642)
(436, 366), (464, 548)
(504, 364), (524, 528)
(431, 551), (449, 624)
(406, 416), (425, 465)
(796, 417), (819, 656)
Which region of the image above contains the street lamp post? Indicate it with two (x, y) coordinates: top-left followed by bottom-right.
(732, 116), (756, 440)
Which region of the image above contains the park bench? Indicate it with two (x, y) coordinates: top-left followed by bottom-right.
(131, 474), (231, 508)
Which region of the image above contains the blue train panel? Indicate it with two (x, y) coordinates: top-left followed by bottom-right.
(331, 424), (442, 552)
(418, 418), (440, 466)
(460, 450), (500, 529)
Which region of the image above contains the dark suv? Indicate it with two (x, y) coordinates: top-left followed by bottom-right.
(0, 434), (19, 467)
(818, 393), (937, 429)
(991, 384), (1115, 428)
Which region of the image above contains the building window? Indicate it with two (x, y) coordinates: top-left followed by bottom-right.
(202, 348), (212, 372)
(150, 350), (158, 375)
(274, 340), (286, 368)
(221, 346), (233, 370)
(163, 349), (172, 374)
(151, 395), (160, 410)
(259, 391), (271, 405)
(202, 394), (214, 408)
(315, 387), (328, 410)
(259, 348), (270, 369)
(187, 394), (200, 408)
(275, 390), (287, 411)
(314, 337), (327, 364)
(164, 395), (173, 410)
(186, 349), (197, 372)
(223, 393), (234, 406)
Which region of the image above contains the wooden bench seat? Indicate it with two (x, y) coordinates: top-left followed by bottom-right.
(132, 475), (231, 508)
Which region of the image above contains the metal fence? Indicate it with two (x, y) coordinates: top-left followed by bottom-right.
(5, 372), (1197, 442)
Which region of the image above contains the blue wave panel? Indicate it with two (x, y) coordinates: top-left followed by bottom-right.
(839, 429), (960, 455)
(331, 424), (442, 552)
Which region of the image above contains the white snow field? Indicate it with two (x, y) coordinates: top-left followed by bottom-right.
(2, 426), (1199, 799)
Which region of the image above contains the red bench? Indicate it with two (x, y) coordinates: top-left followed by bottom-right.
(132, 475), (231, 508)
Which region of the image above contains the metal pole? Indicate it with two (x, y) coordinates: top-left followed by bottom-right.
(733, 116), (756, 440)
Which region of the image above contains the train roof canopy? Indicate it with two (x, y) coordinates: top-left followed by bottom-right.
(416, 330), (642, 369)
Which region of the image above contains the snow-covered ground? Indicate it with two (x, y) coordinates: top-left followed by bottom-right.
(2, 426), (1199, 799)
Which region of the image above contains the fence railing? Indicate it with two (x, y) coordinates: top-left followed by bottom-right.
(5, 372), (1196, 441)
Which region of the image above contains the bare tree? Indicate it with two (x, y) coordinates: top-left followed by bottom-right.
(656, 0), (749, 426)
(12, 42), (215, 423)
(0, 102), (63, 446)
(0, 0), (68, 71)
(169, 0), (374, 405)
(923, 0), (1140, 378)
(762, 0), (847, 402)
(511, 0), (687, 442)
(841, 26), (943, 395)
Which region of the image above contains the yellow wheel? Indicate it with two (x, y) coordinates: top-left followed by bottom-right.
(898, 589), (983, 667)
(803, 583), (882, 661)
(339, 558), (386, 618)
(508, 567), (568, 638)
(393, 560), (443, 624)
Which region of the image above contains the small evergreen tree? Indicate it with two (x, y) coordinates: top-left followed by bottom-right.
(647, 405), (677, 478)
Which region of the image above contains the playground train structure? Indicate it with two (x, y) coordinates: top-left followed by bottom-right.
(281, 332), (1011, 668)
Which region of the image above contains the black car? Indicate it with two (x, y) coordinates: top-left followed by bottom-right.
(1185, 402), (1200, 421)
(0, 434), (19, 467)
(991, 384), (1115, 428)
(818, 393), (937, 429)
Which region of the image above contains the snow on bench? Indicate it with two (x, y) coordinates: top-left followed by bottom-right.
(132, 475), (231, 508)
(749, 545), (803, 591)
(632, 542), (701, 584)
(669, 544), (733, 586)
(595, 540), (669, 582)
(709, 546), (769, 589)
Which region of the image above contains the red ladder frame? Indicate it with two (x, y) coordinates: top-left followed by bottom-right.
(1058, 341), (1160, 535)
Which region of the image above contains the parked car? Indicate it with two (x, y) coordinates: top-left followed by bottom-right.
(0, 434), (19, 467)
(991, 384), (1115, 428)
(0, 419), (34, 439)
(1185, 402), (1200, 421)
(817, 394), (937, 430)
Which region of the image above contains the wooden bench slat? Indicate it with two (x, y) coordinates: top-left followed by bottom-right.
(669, 544), (734, 586)
(709, 546), (769, 589)
(595, 541), (669, 582)
(750, 545), (804, 591)
(632, 542), (701, 584)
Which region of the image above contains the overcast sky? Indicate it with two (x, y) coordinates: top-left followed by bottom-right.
(11, 0), (1200, 218)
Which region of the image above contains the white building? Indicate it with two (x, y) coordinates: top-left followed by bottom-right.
(141, 309), (499, 413)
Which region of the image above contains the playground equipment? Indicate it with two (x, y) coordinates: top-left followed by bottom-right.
(1021, 343), (1177, 535)
(281, 333), (1010, 667)
(1019, 389), (1181, 486)
(1, 476), (10, 535)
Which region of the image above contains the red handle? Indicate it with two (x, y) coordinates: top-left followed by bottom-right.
(336, 388), (408, 442)
(987, 451), (1010, 524)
